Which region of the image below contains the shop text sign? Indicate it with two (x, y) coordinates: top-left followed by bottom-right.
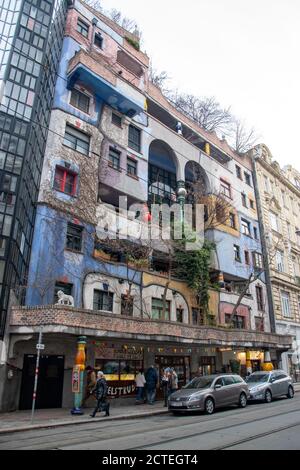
(107, 381), (136, 397)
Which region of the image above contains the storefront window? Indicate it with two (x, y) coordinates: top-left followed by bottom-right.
(94, 359), (143, 382)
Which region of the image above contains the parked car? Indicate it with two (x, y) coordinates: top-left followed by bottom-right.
(246, 370), (294, 403)
(168, 374), (250, 415)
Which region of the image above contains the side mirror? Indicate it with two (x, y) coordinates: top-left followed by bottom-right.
(215, 384), (222, 390)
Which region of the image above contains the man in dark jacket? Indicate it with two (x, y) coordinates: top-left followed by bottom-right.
(145, 365), (158, 404)
(90, 371), (110, 417)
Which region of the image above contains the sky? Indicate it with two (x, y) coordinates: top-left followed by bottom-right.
(99, 0), (300, 171)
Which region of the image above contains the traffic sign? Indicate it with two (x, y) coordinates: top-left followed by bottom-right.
(36, 344), (45, 350)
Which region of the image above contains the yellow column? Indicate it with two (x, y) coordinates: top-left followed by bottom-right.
(262, 350), (274, 371)
(204, 142), (211, 155)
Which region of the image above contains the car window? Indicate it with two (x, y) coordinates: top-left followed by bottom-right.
(184, 377), (214, 389)
(214, 378), (224, 387)
(223, 376), (235, 386)
(276, 374), (287, 380)
(233, 375), (243, 383)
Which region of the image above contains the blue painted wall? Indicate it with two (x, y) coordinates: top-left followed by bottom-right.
(26, 205), (142, 307)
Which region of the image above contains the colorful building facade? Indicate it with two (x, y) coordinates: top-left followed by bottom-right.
(0, 0), (293, 411)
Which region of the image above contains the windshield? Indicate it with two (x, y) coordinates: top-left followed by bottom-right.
(246, 374), (270, 383)
(184, 377), (214, 389)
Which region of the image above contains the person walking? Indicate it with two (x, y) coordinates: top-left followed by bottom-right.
(169, 368), (179, 395)
(82, 366), (96, 407)
(135, 369), (146, 404)
(161, 368), (171, 407)
(145, 365), (158, 405)
(90, 371), (110, 417)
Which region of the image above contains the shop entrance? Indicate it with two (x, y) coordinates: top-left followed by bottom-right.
(19, 355), (65, 410)
(251, 360), (261, 372)
(155, 356), (191, 392)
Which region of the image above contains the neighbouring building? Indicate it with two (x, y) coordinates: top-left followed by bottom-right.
(0, 0), (68, 409)
(0, 0), (292, 411)
(251, 144), (300, 381)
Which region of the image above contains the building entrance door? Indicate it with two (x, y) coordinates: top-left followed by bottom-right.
(155, 355), (191, 396)
(19, 355), (65, 410)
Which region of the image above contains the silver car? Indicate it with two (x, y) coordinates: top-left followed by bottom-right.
(246, 370), (294, 403)
(168, 374), (250, 415)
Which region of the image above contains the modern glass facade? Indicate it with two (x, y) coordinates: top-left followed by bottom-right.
(0, 0), (67, 337)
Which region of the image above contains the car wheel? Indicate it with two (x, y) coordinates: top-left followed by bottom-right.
(287, 386), (294, 399)
(205, 397), (215, 415)
(265, 389), (272, 403)
(238, 392), (247, 408)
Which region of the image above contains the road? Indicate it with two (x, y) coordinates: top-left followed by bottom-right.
(1, 394), (300, 450)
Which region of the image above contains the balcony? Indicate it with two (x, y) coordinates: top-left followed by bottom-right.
(67, 50), (145, 118)
(10, 305), (292, 351)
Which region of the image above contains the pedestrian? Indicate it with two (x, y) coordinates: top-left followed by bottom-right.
(169, 368), (178, 395)
(145, 365), (158, 405)
(90, 371), (110, 417)
(135, 369), (146, 404)
(82, 366), (96, 407)
(161, 368), (171, 407)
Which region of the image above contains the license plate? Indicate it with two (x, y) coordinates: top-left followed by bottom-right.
(171, 402), (183, 407)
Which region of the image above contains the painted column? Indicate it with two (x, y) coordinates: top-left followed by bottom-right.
(71, 336), (87, 415)
(262, 350), (274, 372)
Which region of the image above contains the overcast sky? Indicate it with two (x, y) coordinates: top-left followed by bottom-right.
(100, 0), (300, 171)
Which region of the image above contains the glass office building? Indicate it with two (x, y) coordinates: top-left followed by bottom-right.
(0, 0), (68, 337)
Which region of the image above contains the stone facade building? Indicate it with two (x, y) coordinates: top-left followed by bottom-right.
(251, 144), (300, 380)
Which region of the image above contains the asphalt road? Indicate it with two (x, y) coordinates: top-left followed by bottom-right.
(1, 394), (300, 450)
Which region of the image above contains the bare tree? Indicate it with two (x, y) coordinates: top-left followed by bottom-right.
(149, 65), (170, 91)
(229, 118), (258, 154)
(165, 92), (232, 135)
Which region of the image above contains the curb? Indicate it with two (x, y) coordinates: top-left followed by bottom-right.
(1, 387), (299, 435)
(0, 409), (169, 435)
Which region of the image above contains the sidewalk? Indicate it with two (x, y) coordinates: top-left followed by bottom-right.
(1, 383), (299, 435)
(0, 401), (169, 434)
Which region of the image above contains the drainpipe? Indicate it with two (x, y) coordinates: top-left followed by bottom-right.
(252, 156), (276, 333)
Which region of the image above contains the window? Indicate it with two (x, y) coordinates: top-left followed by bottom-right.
(249, 199), (255, 210)
(253, 252), (263, 269)
(245, 250), (250, 265)
(225, 314), (245, 329)
(127, 157), (137, 177)
(296, 228), (300, 246)
(287, 222), (291, 240)
(281, 291), (292, 318)
(151, 298), (170, 321)
(255, 316), (264, 332)
(54, 166), (77, 196)
(264, 176), (270, 192)
(54, 282), (73, 304)
(192, 308), (204, 325)
(70, 88), (90, 114)
(275, 250), (284, 272)
(281, 190), (286, 206)
(234, 245), (241, 262)
(77, 18), (89, 38)
(241, 193), (247, 208)
(66, 223), (83, 252)
(121, 294), (134, 316)
(270, 212), (279, 232)
(176, 308), (183, 323)
(128, 125), (141, 153)
(253, 227), (258, 239)
(94, 32), (103, 49)
(109, 147), (121, 170)
(63, 125), (90, 155)
(236, 165), (242, 179)
(93, 290), (114, 312)
(112, 112), (122, 127)
(220, 179), (231, 198)
(256, 286), (264, 311)
(223, 376), (235, 386)
(229, 213), (236, 229)
(244, 172), (251, 186)
(241, 219), (251, 236)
